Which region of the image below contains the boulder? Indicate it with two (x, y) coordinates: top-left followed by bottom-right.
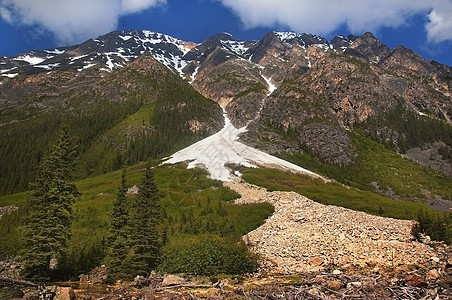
(309, 257), (324, 266)
(55, 287), (75, 300)
(426, 269), (441, 281)
(162, 275), (186, 287)
(327, 280), (343, 291)
(405, 274), (427, 288)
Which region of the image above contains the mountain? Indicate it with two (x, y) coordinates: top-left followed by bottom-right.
(0, 29), (451, 205)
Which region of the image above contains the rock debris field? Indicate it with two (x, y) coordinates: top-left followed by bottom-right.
(225, 180), (439, 274)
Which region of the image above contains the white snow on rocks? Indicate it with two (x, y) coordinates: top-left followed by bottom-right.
(262, 75), (276, 95)
(275, 31), (298, 42)
(34, 63), (60, 70)
(119, 35), (133, 41)
(15, 54), (46, 65)
(77, 63), (97, 72)
(163, 108), (320, 181)
(189, 66), (200, 84)
(45, 49), (65, 55)
(221, 39), (250, 56)
(2, 73), (18, 78)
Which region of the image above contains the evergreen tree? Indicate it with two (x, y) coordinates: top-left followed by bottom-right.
(126, 165), (160, 277)
(107, 168), (130, 278)
(21, 126), (79, 281)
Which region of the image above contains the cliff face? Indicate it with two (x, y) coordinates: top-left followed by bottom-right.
(221, 32), (452, 171)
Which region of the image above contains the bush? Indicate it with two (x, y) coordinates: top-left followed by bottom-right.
(158, 234), (258, 276)
(413, 210), (452, 244)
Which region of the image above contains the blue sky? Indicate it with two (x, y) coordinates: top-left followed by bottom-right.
(0, 0), (451, 66)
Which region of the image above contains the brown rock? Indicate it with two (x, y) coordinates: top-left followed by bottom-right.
(55, 287), (75, 300)
(431, 256), (440, 263)
(446, 258), (452, 268)
(309, 257), (324, 266)
(327, 280), (343, 291)
(405, 274), (427, 288)
(332, 269), (342, 275)
(162, 275), (186, 287)
(426, 269), (441, 281)
(89, 266), (108, 284)
(225, 181), (438, 276)
(395, 265), (409, 275)
(314, 275), (326, 283)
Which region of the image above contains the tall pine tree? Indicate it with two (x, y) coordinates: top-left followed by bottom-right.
(21, 126), (79, 281)
(107, 168), (130, 279)
(126, 165), (160, 277)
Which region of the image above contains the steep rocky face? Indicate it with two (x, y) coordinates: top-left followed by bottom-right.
(187, 39), (267, 127)
(242, 52), (398, 165)
(379, 46), (452, 122)
(234, 33), (451, 171)
(304, 54), (396, 125)
(189, 31), (336, 127)
(247, 31), (328, 84)
(297, 122), (355, 165)
(344, 32), (391, 63)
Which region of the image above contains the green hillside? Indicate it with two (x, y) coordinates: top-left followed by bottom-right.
(0, 162), (273, 279)
(0, 57), (223, 196)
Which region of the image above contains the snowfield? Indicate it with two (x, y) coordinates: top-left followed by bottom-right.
(163, 108), (320, 181)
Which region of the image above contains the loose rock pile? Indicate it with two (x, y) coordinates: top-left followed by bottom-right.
(225, 180), (441, 274)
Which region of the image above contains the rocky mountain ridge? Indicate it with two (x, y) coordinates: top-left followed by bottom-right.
(2, 29), (450, 127)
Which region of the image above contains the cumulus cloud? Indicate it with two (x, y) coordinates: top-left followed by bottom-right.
(426, 1), (452, 43)
(0, 0), (166, 45)
(218, 0), (452, 43)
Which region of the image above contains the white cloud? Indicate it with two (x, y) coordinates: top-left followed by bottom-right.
(0, 6), (12, 23)
(121, 0), (166, 14)
(0, 0), (166, 45)
(218, 0), (452, 43)
(426, 1), (452, 43)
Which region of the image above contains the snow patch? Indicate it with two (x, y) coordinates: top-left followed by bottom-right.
(163, 108), (319, 181)
(305, 55), (312, 68)
(77, 63), (96, 72)
(2, 73), (18, 78)
(15, 55), (45, 65)
(262, 75), (276, 96)
(120, 35), (133, 41)
(0, 67), (17, 74)
(71, 54), (89, 61)
(45, 49), (65, 55)
(34, 63), (60, 70)
(189, 66), (199, 84)
(275, 31), (298, 42)
(221, 40), (249, 56)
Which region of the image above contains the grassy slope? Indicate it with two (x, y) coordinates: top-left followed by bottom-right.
(0, 163), (273, 275)
(277, 134), (452, 202)
(241, 167), (437, 221)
